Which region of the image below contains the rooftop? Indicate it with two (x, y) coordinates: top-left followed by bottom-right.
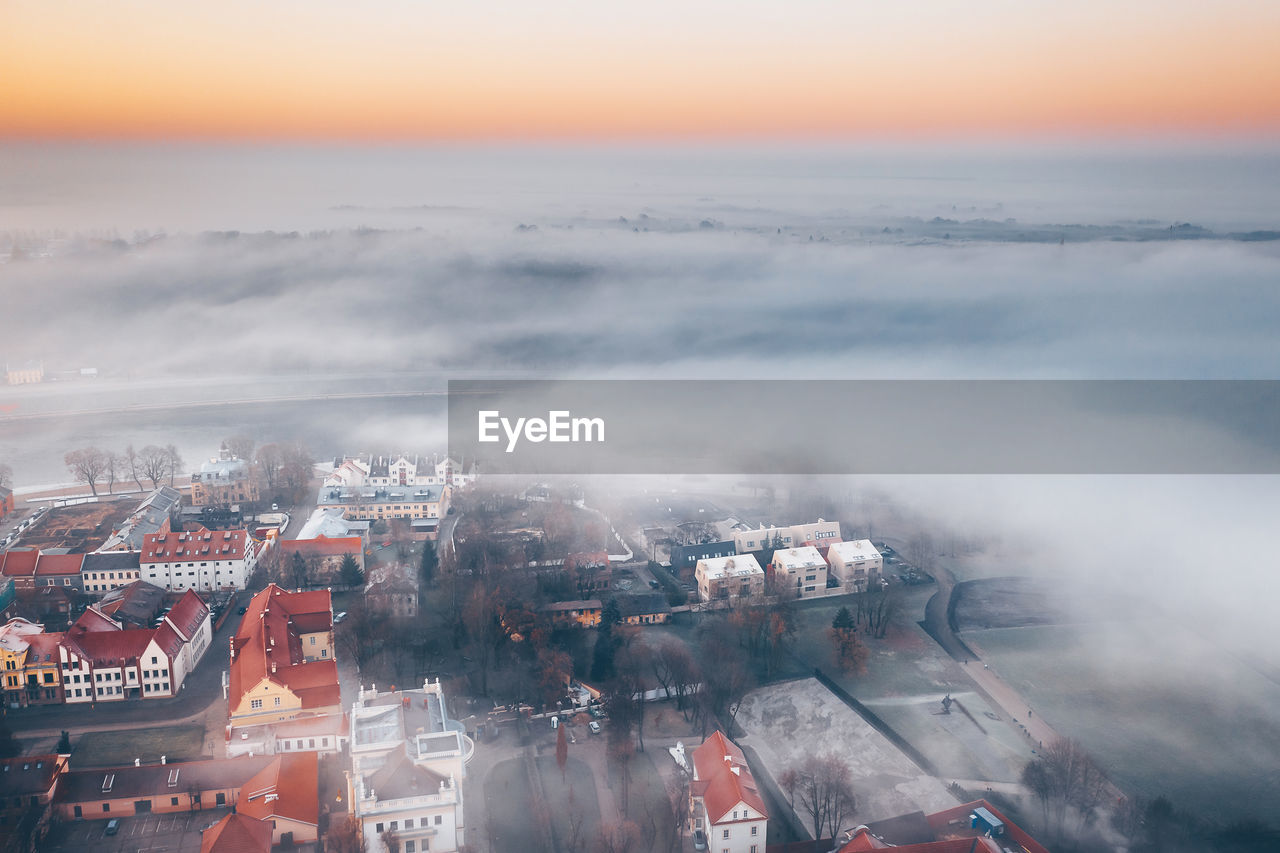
(828, 539), (883, 562)
(697, 553), (764, 580)
(772, 546), (827, 571)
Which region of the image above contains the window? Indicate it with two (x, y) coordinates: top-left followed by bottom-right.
(390, 821), (398, 830)
(376, 823), (384, 834)
(751, 826), (758, 836)
(751, 846), (758, 853)
(310, 636), (316, 645)
(171, 797), (179, 806)
(103, 804), (110, 812)
(274, 697), (281, 706)
(309, 738), (316, 748)
(723, 829), (730, 839)
(251, 699), (263, 709)
(406, 844), (415, 853)
(434, 815), (442, 825)
(405, 819), (414, 829)
(216, 793), (226, 805)
(74, 806), (82, 818)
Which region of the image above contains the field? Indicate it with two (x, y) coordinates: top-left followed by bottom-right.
(72, 724), (207, 768)
(961, 618), (1280, 822)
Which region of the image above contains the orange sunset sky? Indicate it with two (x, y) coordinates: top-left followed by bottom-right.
(3, 0), (1279, 140)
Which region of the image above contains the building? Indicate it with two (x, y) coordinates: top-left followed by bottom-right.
(200, 813), (273, 853)
(227, 711), (349, 758)
(669, 540), (735, 580)
(838, 800), (1050, 853)
(541, 599), (602, 628)
(325, 453), (477, 491)
(690, 731), (768, 853)
(228, 584), (339, 727)
(0, 754), (69, 853)
(191, 450), (260, 508)
(53, 755), (274, 820)
(80, 551), (143, 594)
(235, 752), (320, 847)
(825, 540), (884, 593)
(770, 546), (829, 598)
(32, 553), (84, 591)
(1, 618), (46, 708)
(296, 506), (371, 542)
(0, 485), (13, 520)
(4, 361), (44, 385)
(57, 590), (211, 704)
(616, 592), (672, 625)
(0, 550), (38, 590)
(97, 486), (181, 552)
(695, 554), (765, 604)
(732, 520), (841, 554)
(96, 580), (167, 628)
(318, 484), (449, 524)
(278, 536), (365, 587)
(349, 679), (470, 853)
(364, 563), (419, 619)
(141, 527), (258, 591)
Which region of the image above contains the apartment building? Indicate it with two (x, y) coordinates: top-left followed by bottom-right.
(317, 485), (449, 524)
(695, 554), (765, 603)
(190, 452), (260, 508)
(80, 551), (143, 594)
(825, 539), (884, 593)
(325, 453), (477, 490)
(690, 731), (768, 853)
(770, 546), (829, 598)
(732, 519), (841, 554)
(140, 527), (258, 591)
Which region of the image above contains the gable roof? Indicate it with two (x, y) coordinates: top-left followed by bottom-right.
(98, 581), (167, 627)
(0, 550), (39, 579)
(200, 813), (273, 853)
(838, 801), (1050, 853)
(80, 551), (142, 574)
(142, 527), (252, 564)
(164, 589), (210, 640)
(34, 553), (85, 577)
(691, 731), (768, 825)
(236, 752), (319, 828)
(229, 584), (335, 712)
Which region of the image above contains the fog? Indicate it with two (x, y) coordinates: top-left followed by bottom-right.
(3, 142), (1280, 820)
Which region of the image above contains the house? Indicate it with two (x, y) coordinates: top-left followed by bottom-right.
(13, 586), (77, 632)
(200, 813), (273, 853)
(695, 554), (765, 603)
(226, 711), (349, 758)
(96, 580), (167, 628)
(770, 546), (828, 598)
(349, 679), (469, 853)
(541, 599), (603, 628)
(97, 486), (180, 552)
(837, 799), (1050, 853)
(190, 450), (260, 508)
(364, 563), (419, 619)
(317, 485), (449, 524)
(277, 536), (365, 586)
(80, 551), (142, 594)
(0, 754), (69, 853)
(4, 361), (44, 385)
(669, 540), (735, 581)
(140, 527), (258, 591)
(295, 506), (371, 543)
(0, 618), (46, 708)
(235, 752), (320, 847)
(32, 553), (84, 591)
(0, 550), (39, 590)
(732, 520), (841, 554)
(616, 592), (672, 625)
(0, 485), (13, 520)
(324, 453), (476, 490)
(690, 731), (767, 853)
(228, 584), (338, 726)
(826, 540), (884, 593)
(563, 551), (612, 595)
(53, 755), (274, 820)
(57, 589), (211, 704)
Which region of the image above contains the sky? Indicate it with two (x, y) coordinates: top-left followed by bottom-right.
(3, 1), (1280, 140)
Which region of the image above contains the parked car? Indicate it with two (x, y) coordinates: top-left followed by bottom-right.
(588, 721), (602, 735)
(104, 819), (120, 836)
(589, 706), (605, 719)
(334, 611), (347, 623)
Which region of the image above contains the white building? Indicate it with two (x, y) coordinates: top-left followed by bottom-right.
(695, 554), (765, 603)
(324, 454), (477, 491)
(348, 679), (472, 853)
(140, 527), (258, 591)
(732, 519), (841, 554)
(770, 546), (828, 598)
(825, 539), (883, 592)
(690, 731), (768, 853)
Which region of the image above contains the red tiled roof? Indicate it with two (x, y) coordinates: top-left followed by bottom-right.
(692, 731), (768, 825)
(150, 621), (184, 660)
(229, 584), (335, 712)
(0, 550), (39, 578)
(164, 589), (210, 640)
(200, 813), (272, 853)
(142, 527), (251, 563)
(34, 553), (85, 576)
(925, 801), (1050, 853)
(236, 752), (319, 828)
(837, 801), (1050, 853)
(69, 628), (155, 666)
(278, 537), (363, 558)
(24, 631), (64, 663)
(70, 607), (121, 634)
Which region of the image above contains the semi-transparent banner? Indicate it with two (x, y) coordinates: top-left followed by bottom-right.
(448, 380), (1280, 475)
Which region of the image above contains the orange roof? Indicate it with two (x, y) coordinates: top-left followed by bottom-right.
(25, 631), (65, 663)
(0, 550), (39, 578)
(236, 752), (319, 828)
(142, 527), (251, 563)
(34, 553), (85, 576)
(691, 731), (768, 825)
(164, 589), (210, 640)
(229, 584), (335, 712)
(200, 813), (272, 853)
(838, 801), (1050, 853)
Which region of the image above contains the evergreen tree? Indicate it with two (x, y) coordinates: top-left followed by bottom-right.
(340, 554), (364, 588)
(420, 541), (438, 585)
(56, 730), (72, 754)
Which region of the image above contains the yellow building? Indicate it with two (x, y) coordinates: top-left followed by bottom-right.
(0, 618), (44, 707)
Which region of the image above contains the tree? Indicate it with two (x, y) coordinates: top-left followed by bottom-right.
(103, 452), (123, 494)
(257, 443), (284, 493)
(556, 721), (569, 781)
(291, 551), (310, 590)
(830, 606), (869, 675)
(224, 435), (256, 461)
(420, 541), (438, 586)
(323, 817), (363, 853)
(56, 730), (72, 754)
(781, 754), (857, 840)
(137, 445), (171, 489)
(123, 445), (144, 491)
(1021, 738), (1109, 839)
(164, 444), (184, 486)
(64, 447), (108, 495)
(593, 820), (643, 853)
(340, 554), (364, 588)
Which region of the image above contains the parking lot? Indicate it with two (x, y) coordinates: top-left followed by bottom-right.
(43, 808), (232, 853)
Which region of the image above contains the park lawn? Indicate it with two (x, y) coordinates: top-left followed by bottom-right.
(72, 724), (207, 768)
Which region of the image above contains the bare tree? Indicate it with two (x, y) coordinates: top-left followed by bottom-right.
(1021, 738), (1109, 839)
(651, 636), (700, 718)
(103, 452), (123, 495)
(780, 754), (857, 840)
(257, 442), (284, 493)
(905, 532), (935, 573)
(830, 607), (869, 675)
(164, 444), (183, 486)
(593, 820), (643, 853)
(123, 445), (144, 491)
(137, 445), (171, 489)
(224, 435), (256, 461)
(64, 447), (108, 495)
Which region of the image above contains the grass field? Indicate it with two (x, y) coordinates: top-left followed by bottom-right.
(72, 724), (207, 768)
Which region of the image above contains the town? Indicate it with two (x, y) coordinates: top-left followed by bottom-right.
(2, 438), (1263, 853)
